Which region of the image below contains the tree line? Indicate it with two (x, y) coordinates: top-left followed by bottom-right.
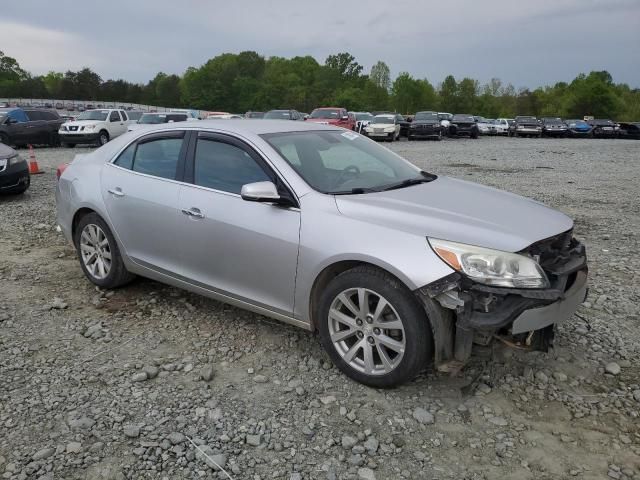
(1, 50), (638, 120)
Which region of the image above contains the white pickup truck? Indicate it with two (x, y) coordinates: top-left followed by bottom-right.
(59, 109), (135, 147)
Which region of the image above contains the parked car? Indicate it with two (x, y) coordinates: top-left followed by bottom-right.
(541, 117), (568, 137)
(588, 119), (617, 138)
(59, 109), (134, 147)
(245, 111), (265, 119)
(0, 107), (65, 147)
(305, 108), (355, 130)
(55, 102), (64, 110)
(264, 109), (304, 121)
(126, 111), (143, 122)
(408, 111), (445, 141)
(128, 112), (191, 132)
(473, 116), (492, 135)
(206, 113), (243, 119)
(0, 142), (29, 194)
(371, 112), (411, 137)
(352, 112), (374, 133)
(449, 114), (479, 139)
(617, 122), (640, 140)
(56, 120), (588, 387)
(512, 116), (542, 137)
(66, 104), (76, 112)
(363, 114), (401, 141)
(492, 118), (512, 136)
(437, 113), (453, 134)
(565, 119), (593, 137)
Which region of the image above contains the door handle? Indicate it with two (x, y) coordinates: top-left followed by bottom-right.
(181, 207), (205, 219)
(108, 188), (125, 197)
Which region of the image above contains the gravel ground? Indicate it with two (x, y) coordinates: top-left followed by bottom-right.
(1, 137), (639, 480)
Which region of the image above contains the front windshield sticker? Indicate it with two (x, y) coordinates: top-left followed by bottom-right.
(341, 131), (359, 141)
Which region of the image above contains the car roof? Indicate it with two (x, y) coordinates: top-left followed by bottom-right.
(128, 119), (340, 135)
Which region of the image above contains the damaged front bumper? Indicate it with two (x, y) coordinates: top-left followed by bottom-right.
(416, 232), (588, 366)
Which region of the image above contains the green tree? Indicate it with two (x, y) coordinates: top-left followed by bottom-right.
(370, 61), (391, 91)
(324, 52), (363, 81)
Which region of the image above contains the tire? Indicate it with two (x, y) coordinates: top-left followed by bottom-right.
(470, 130), (479, 139)
(97, 130), (109, 146)
(407, 135), (413, 141)
(74, 212), (135, 289)
(317, 266), (432, 388)
(48, 132), (61, 147)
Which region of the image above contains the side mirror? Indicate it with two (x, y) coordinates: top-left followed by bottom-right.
(341, 115), (349, 120)
(241, 181), (281, 203)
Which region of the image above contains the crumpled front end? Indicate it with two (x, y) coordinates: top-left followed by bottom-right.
(416, 230), (588, 367)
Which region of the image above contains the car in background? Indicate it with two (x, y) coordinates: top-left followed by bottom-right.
(305, 107), (355, 130)
(541, 117), (568, 137)
(264, 109), (304, 121)
(437, 113), (453, 134)
(66, 104), (76, 111)
(126, 111), (143, 122)
(0, 142), (29, 194)
(245, 111), (265, 119)
(588, 119), (617, 138)
(207, 113), (243, 119)
(363, 114), (401, 141)
(408, 111), (445, 141)
(565, 119), (593, 137)
(352, 112), (374, 133)
(617, 122), (640, 140)
(0, 107), (65, 147)
(473, 116), (492, 135)
(371, 112), (411, 137)
(492, 118), (512, 136)
(59, 109), (134, 147)
(55, 102), (64, 110)
(512, 116), (542, 138)
(449, 114), (479, 139)
(128, 112), (192, 132)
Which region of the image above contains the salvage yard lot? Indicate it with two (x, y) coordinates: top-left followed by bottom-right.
(1, 137), (639, 480)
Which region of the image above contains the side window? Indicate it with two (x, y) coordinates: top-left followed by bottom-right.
(132, 137), (183, 179)
(114, 142), (136, 169)
(21, 110), (39, 121)
(120, 111), (128, 121)
(193, 139), (270, 194)
(109, 111), (121, 122)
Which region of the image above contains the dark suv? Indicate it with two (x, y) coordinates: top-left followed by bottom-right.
(0, 108), (65, 147)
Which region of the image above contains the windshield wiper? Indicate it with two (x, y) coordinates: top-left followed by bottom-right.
(380, 171), (437, 191)
(332, 187), (379, 195)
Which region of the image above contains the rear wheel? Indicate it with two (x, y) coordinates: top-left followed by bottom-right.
(74, 213), (135, 288)
(318, 266), (432, 388)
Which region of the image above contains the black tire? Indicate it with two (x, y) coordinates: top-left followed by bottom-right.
(407, 135), (413, 141)
(470, 130), (479, 139)
(48, 132), (61, 147)
(62, 143), (76, 148)
(97, 130), (109, 146)
(74, 212), (135, 289)
(317, 265), (432, 388)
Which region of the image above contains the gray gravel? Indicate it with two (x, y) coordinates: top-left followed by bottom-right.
(1, 137), (639, 479)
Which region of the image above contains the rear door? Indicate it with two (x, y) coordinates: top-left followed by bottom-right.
(177, 131), (301, 316)
(22, 110), (48, 144)
(101, 130), (189, 272)
(108, 110), (127, 138)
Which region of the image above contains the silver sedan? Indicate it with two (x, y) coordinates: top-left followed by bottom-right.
(56, 120), (588, 387)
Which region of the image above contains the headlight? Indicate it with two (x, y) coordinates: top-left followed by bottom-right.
(83, 125), (95, 131)
(517, 125), (524, 129)
(428, 238), (550, 289)
(385, 127), (395, 132)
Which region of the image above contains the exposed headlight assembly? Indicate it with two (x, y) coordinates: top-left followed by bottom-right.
(429, 238), (550, 289)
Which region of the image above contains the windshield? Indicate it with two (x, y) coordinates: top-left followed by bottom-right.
(264, 110), (291, 119)
(415, 112), (438, 121)
(127, 111), (142, 121)
(594, 119), (613, 125)
(355, 113), (373, 121)
(437, 113), (452, 120)
(310, 109), (341, 119)
(372, 116), (394, 124)
(246, 112), (264, 118)
(516, 116), (537, 122)
(77, 110), (109, 121)
(262, 130), (430, 194)
(567, 120), (587, 125)
(452, 115), (474, 122)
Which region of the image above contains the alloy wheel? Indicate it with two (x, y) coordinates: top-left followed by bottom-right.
(79, 223), (112, 280)
(328, 287), (406, 376)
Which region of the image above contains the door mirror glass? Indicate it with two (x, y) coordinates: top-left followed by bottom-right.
(241, 181), (281, 203)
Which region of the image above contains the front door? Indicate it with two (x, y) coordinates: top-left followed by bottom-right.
(101, 131), (187, 273)
(178, 132), (300, 316)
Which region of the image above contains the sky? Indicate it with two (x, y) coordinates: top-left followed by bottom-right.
(2, 0), (639, 89)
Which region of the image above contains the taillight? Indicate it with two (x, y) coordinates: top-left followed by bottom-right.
(56, 163), (69, 180)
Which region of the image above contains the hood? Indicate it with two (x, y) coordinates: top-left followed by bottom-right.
(411, 120), (440, 126)
(63, 120), (104, 127)
(367, 122), (395, 128)
(516, 120), (538, 126)
(0, 142), (17, 158)
(334, 176), (572, 252)
(306, 118), (341, 125)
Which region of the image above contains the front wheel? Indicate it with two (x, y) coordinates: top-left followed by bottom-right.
(74, 213), (135, 288)
(97, 130), (109, 146)
(318, 266), (432, 388)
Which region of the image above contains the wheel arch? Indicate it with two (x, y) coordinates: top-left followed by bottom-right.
(307, 258), (418, 332)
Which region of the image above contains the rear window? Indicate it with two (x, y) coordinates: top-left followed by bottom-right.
(310, 109), (341, 119)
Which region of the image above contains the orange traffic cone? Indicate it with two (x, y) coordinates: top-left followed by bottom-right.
(28, 145), (44, 174)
